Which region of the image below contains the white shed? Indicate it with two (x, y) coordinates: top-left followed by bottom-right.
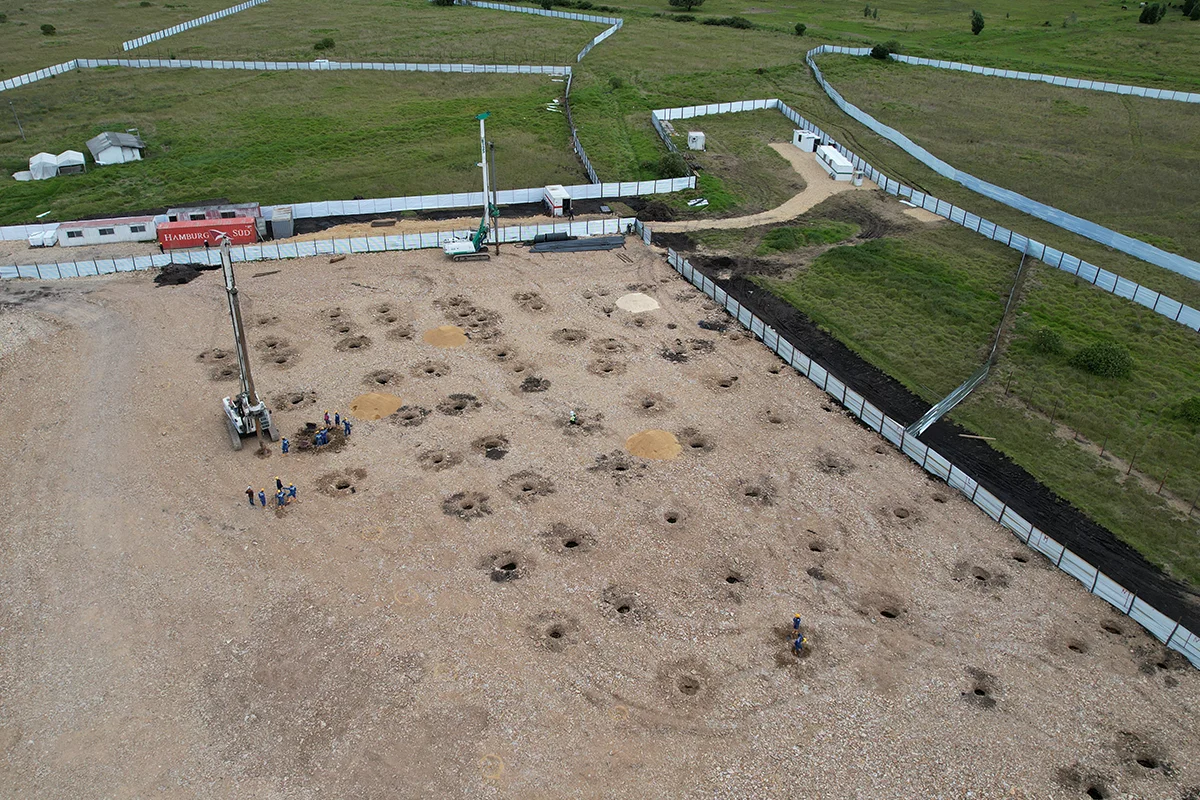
(543, 185), (572, 217)
(29, 153), (58, 181)
(85, 132), (146, 166)
(687, 131), (706, 151)
(28, 229), (59, 248)
(816, 145), (854, 181)
(792, 129), (819, 153)
(56, 150), (86, 175)
(57, 215), (157, 248)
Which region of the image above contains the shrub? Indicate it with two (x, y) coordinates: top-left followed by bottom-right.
(883, 38), (902, 54)
(0, 13), (8, 22)
(608, 75), (624, 89)
(701, 15), (753, 28)
(1070, 341), (1133, 379)
(673, 14), (695, 21)
(1138, 2), (1166, 22)
(794, 22), (807, 35)
(432, 0), (457, 5)
(1186, 0), (1199, 14)
(313, 37), (335, 50)
(40, 23), (56, 35)
(668, 0), (705, 10)
(657, 152), (689, 179)
(1191, 4), (1200, 20)
(970, 9), (984, 34)
(1030, 327), (1064, 355)
(140, 1), (152, 6)
(1177, 396), (1200, 426)
(869, 43), (892, 60)
(862, 5), (872, 17)
(540, 0), (553, 7)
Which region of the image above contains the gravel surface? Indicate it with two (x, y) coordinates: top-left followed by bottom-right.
(0, 241), (1196, 799)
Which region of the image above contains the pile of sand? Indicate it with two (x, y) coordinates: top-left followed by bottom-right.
(616, 293), (660, 313)
(625, 429), (680, 460)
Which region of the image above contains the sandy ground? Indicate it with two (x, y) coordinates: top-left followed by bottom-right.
(0, 241), (1197, 799)
(653, 144), (878, 232)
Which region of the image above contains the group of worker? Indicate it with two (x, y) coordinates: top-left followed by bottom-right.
(245, 476), (298, 509)
(792, 614), (809, 656)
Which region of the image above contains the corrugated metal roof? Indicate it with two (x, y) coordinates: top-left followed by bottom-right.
(156, 217), (256, 230)
(85, 131), (146, 158)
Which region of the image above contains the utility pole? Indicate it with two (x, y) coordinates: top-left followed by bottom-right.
(10, 101), (26, 142)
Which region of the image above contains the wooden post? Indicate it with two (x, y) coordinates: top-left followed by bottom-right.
(1049, 399), (1061, 427)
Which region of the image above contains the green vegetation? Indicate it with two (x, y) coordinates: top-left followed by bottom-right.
(313, 37), (335, 52)
(40, 24), (57, 36)
(953, 261), (1200, 584)
(0, 0), (234, 78)
(660, 110), (804, 217)
(794, 23), (806, 37)
(970, 9), (985, 35)
(758, 225), (1017, 401)
(162, 0), (602, 64)
(1139, 3), (1167, 24)
(816, 55), (1200, 264)
(756, 221), (858, 254)
(0, 69), (583, 222)
(668, 0), (704, 10)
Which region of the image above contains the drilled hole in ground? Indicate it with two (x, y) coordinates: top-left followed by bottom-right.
(1013, 553), (1029, 563)
(880, 607), (900, 619)
(1085, 787), (1106, 800)
(893, 507), (911, 519)
(334, 480), (350, 490)
(677, 676), (700, 696)
(1136, 756), (1159, 770)
(617, 605), (631, 614)
(1102, 623), (1123, 635)
(725, 574), (742, 584)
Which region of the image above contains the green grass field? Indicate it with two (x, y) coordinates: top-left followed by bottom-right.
(0, 0), (234, 78)
(555, 0), (1200, 88)
(757, 224), (1018, 401)
(662, 110), (804, 216)
(741, 218), (1200, 586)
(0, 68), (582, 222)
(159, 0), (603, 65)
(818, 55), (1200, 262)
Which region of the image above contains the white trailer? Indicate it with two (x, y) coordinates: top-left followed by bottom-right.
(816, 145), (854, 181)
(57, 215), (157, 247)
(544, 184), (572, 217)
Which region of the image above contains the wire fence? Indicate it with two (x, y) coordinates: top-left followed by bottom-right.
(0, 218), (638, 280)
(122, 0), (270, 51)
(890, 53), (1200, 104)
(648, 98), (1200, 333)
(807, 45), (1200, 282)
(636, 219), (1199, 669)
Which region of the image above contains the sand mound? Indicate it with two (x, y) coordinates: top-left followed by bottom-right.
(422, 325), (468, 348)
(349, 391), (404, 420)
(625, 429), (680, 460)
(616, 293), (660, 313)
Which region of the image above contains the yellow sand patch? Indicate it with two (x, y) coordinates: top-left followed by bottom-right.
(625, 429), (681, 460)
(349, 392), (404, 421)
(422, 325), (468, 348)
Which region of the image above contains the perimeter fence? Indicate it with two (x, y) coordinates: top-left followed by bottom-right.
(122, 0), (270, 51)
(447, 0), (623, 62)
(890, 53), (1200, 104)
(77, 57), (570, 75)
(0, 218), (637, 280)
(649, 98), (1200, 333)
(635, 219), (1200, 668)
(806, 45), (1200, 281)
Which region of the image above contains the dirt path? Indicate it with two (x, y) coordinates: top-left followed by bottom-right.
(653, 143), (877, 232)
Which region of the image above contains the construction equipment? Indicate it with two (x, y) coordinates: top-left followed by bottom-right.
(217, 236), (278, 450)
(443, 112), (500, 262)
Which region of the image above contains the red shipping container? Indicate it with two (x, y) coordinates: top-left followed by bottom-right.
(157, 217), (258, 250)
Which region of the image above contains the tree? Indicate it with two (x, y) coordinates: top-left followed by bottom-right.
(794, 22), (807, 35)
(970, 9), (984, 34)
(863, 5), (872, 17)
(669, 0), (705, 11)
(1138, 2), (1166, 23)
(869, 43), (892, 60)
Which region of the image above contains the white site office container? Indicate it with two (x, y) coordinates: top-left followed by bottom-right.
(816, 145), (854, 181)
(57, 215), (157, 247)
(793, 129), (818, 152)
(543, 184), (572, 216)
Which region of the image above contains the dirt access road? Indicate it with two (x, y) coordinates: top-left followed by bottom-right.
(0, 242), (1197, 799)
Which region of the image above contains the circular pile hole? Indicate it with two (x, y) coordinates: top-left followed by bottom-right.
(677, 676), (700, 696)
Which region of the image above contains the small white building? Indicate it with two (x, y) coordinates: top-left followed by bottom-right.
(29, 153), (58, 181)
(56, 150), (86, 175)
(85, 132), (146, 166)
(28, 229), (59, 248)
(57, 215), (157, 248)
(792, 129), (818, 153)
(687, 131), (706, 151)
(543, 185), (572, 217)
(816, 145), (854, 181)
